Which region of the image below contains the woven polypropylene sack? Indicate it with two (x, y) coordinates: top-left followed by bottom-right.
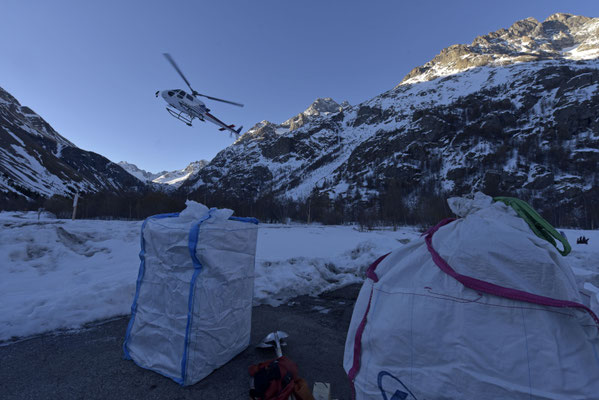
(123, 203), (258, 385)
(344, 193), (599, 399)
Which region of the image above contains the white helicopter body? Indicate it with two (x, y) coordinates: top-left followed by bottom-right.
(157, 54), (243, 136)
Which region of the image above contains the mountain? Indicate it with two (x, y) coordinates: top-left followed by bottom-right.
(401, 13), (599, 85)
(182, 13), (599, 227)
(0, 87), (145, 204)
(118, 161), (167, 183)
(152, 160), (207, 188)
(118, 160), (207, 189)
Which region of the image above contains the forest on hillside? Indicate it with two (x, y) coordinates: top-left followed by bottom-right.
(2, 184), (598, 230)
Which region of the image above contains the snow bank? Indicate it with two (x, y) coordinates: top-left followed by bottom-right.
(254, 224), (420, 305)
(561, 228), (599, 312)
(1, 212), (598, 343)
(0, 213), (141, 342)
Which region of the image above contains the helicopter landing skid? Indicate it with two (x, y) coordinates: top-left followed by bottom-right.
(166, 107), (194, 126)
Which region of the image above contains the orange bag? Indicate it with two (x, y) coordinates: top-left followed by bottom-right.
(249, 356), (314, 400)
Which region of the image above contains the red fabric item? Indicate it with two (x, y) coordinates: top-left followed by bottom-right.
(348, 253), (390, 399)
(365, 253), (390, 282)
(249, 356), (299, 400)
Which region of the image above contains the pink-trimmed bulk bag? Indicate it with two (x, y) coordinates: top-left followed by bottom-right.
(344, 193), (599, 400)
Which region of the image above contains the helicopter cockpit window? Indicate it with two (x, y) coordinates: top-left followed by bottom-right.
(167, 91), (175, 97)
(186, 94), (194, 101)
(177, 91), (185, 99)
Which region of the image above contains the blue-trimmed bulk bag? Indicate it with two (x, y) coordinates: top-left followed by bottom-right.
(123, 202), (259, 385)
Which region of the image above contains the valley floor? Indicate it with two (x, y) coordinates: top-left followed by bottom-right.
(1, 211), (599, 344)
(1, 211), (599, 399)
(0, 211), (421, 343)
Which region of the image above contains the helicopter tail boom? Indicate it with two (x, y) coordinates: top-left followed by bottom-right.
(205, 112), (243, 136)
(218, 124), (235, 132)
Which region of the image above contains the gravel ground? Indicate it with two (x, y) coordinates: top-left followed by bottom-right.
(0, 284), (361, 400)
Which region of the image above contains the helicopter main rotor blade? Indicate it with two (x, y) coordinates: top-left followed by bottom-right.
(163, 53), (194, 93)
(196, 93), (244, 107)
(163, 53), (244, 107)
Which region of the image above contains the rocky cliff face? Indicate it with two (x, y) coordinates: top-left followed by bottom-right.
(401, 13), (599, 85)
(182, 13), (599, 226)
(0, 87), (144, 202)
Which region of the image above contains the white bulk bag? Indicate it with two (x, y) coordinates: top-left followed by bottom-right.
(123, 201), (259, 385)
(344, 193), (599, 400)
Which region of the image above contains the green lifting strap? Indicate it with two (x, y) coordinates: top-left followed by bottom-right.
(493, 196), (571, 256)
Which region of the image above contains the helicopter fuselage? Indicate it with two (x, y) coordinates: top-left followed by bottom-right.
(156, 88), (242, 135)
(156, 53), (243, 136)
(157, 53), (243, 135)
(159, 89), (208, 119)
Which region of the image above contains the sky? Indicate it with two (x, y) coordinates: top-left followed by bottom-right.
(1, 0), (598, 173)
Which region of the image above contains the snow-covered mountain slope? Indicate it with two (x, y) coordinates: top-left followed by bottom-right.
(401, 13), (599, 85)
(0, 89), (74, 148)
(181, 13), (599, 226)
(117, 161), (166, 183)
(0, 87), (145, 201)
(152, 160), (207, 188)
(182, 97), (351, 195)
(119, 160), (207, 189)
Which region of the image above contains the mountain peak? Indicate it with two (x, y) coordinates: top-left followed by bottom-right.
(183, 160), (208, 174)
(0, 87), (143, 198)
(304, 97), (341, 116)
(0, 87), (21, 106)
(545, 12), (586, 24)
(119, 160), (207, 188)
(117, 161), (165, 182)
(152, 160), (207, 188)
(0, 86), (75, 147)
(399, 14), (599, 86)
(281, 97), (342, 130)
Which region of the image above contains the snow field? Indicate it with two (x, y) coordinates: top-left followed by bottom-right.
(1, 211), (598, 343)
(0, 213), (141, 342)
(0, 212), (421, 342)
(254, 224), (420, 305)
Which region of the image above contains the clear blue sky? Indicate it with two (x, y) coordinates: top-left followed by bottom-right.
(1, 0), (597, 172)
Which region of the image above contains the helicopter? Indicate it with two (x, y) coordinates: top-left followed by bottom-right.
(155, 53), (244, 136)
